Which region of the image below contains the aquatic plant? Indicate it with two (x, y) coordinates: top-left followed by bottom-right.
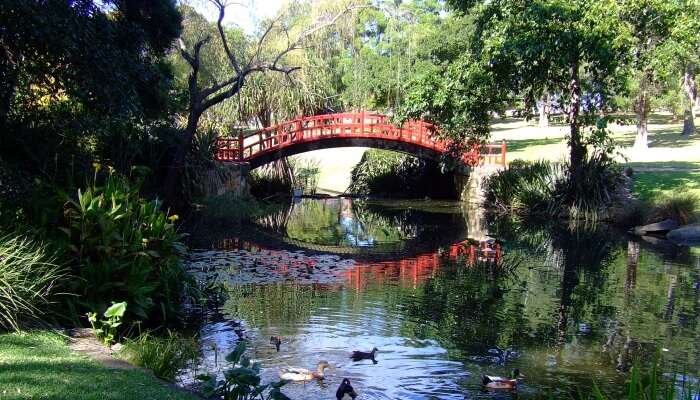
(0, 234), (65, 331)
(197, 341), (291, 400)
(120, 331), (199, 381)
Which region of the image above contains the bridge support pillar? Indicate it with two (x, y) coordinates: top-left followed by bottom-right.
(194, 161), (250, 200)
(456, 164), (506, 240)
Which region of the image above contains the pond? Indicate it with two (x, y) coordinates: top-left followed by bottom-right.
(183, 198), (700, 399)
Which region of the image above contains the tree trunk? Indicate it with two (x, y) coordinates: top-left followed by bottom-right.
(682, 107), (696, 136)
(163, 107), (201, 208)
(538, 94), (549, 128)
(633, 90), (649, 149)
(568, 61), (584, 179)
(682, 69), (697, 136)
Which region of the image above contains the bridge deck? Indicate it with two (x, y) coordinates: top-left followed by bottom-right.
(215, 112), (506, 167)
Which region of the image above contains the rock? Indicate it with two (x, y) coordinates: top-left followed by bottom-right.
(667, 223), (700, 244)
(633, 219), (680, 236)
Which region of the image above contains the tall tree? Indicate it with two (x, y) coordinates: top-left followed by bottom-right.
(164, 0), (364, 205)
(0, 0), (181, 175)
(619, 0), (687, 149)
(402, 0), (630, 182)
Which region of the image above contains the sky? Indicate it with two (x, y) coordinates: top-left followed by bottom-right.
(189, 0), (286, 34)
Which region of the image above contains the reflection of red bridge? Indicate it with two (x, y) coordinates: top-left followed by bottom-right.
(345, 240), (503, 291)
(216, 238), (502, 291)
(215, 112), (507, 168)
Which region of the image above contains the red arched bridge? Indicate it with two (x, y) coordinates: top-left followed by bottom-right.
(214, 112), (506, 169)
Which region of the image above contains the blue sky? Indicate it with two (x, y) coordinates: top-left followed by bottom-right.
(191, 0), (286, 34)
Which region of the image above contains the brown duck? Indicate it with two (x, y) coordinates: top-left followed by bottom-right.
(482, 369), (524, 390)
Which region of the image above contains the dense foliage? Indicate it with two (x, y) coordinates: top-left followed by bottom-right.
(348, 149), (458, 198)
(61, 171), (194, 324)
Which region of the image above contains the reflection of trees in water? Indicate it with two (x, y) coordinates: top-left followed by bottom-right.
(223, 283), (320, 328)
(402, 254), (525, 356)
(253, 198), (461, 247)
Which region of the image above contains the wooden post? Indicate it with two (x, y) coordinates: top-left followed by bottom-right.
(238, 133), (244, 160)
(296, 118), (302, 141)
(501, 139), (507, 166)
(360, 110), (365, 135)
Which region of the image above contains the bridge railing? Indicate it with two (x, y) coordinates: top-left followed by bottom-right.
(214, 112), (507, 167)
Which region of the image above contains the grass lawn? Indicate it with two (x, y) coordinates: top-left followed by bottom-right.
(0, 331), (197, 400)
(631, 168), (700, 202)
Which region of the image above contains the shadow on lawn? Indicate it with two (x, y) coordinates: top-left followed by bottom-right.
(616, 126), (699, 148)
(632, 169), (700, 201)
(507, 137), (563, 152)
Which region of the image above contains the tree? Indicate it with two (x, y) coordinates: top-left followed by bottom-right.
(0, 0), (182, 176)
(402, 0), (630, 182)
(164, 0), (365, 205)
(619, 0), (688, 149)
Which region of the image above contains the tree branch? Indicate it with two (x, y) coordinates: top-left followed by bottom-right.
(209, 0), (243, 75)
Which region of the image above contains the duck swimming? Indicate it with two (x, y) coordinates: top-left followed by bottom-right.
(279, 361), (330, 382)
(482, 369), (523, 390)
(335, 378), (358, 400)
(350, 347), (378, 362)
(270, 336), (282, 352)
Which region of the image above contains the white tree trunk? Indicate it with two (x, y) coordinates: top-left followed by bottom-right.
(633, 92), (649, 149)
(682, 70), (697, 136)
(538, 94), (549, 128)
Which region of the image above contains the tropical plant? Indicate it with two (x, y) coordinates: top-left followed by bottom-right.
(120, 331), (199, 381)
(61, 167), (195, 325)
(87, 301), (127, 346)
(0, 234), (65, 331)
(197, 341), (291, 400)
(484, 160), (565, 215)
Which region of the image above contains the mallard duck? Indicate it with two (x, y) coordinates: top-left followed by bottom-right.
(482, 369), (523, 390)
(335, 378), (358, 400)
(279, 361), (330, 382)
(270, 336), (282, 352)
(350, 347), (378, 362)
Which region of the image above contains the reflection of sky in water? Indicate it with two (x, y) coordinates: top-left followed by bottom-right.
(340, 215), (374, 247)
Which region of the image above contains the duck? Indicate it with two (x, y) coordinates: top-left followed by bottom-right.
(279, 361), (330, 382)
(482, 369), (523, 390)
(270, 336), (282, 352)
(350, 347), (378, 362)
(335, 378), (358, 400)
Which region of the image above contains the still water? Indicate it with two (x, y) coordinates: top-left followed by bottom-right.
(184, 198), (700, 399)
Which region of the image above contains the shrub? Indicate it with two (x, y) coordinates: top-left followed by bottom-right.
(0, 234), (66, 331)
(61, 168), (195, 325)
(649, 193), (699, 225)
(484, 159), (565, 215)
(485, 154), (626, 222)
(121, 331), (199, 381)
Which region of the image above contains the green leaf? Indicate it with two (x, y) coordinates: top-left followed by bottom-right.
(104, 301), (127, 318)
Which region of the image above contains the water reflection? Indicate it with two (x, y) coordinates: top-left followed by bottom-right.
(184, 199), (700, 400)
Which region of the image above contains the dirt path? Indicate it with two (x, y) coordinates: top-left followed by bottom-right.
(65, 328), (136, 370)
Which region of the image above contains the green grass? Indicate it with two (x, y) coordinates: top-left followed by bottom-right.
(631, 169), (700, 202)
(0, 331), (197, 400)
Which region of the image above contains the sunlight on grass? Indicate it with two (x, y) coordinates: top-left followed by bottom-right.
(0, 331), (196, 400)
(632, 169), (700, 202)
